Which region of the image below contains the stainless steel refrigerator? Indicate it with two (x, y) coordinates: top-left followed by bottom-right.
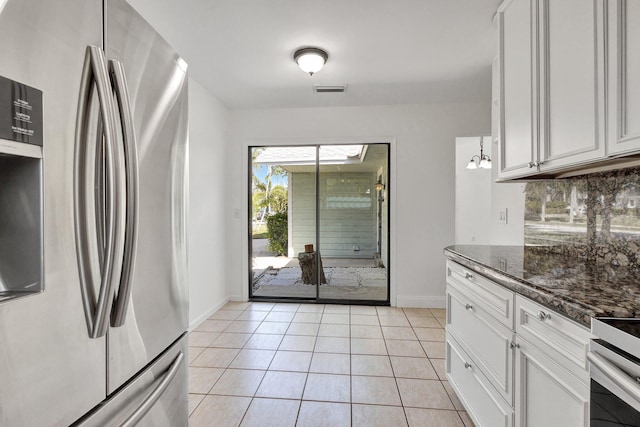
(0, 0), (189, 425)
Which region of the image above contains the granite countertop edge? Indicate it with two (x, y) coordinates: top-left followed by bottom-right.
(444, 247), (601, 328)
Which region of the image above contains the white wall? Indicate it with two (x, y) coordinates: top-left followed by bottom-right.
(455, 137), (493, 244)
(489, 139), (526, 245)
(227, 102), (490, 308)
(188, 78), (230, 328)
(455, 137), (526, 245)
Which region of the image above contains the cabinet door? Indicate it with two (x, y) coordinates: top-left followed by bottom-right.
(607, 0), (640, 155)
(498, 0), (538, 180)
(515, 338), (589, 427)
(538, 0), (606, 170)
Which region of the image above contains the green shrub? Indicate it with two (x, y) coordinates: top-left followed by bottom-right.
(266, 212), (288, 255)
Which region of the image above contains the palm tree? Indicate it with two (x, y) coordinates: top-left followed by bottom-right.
(268, 185), (288, 213)
(251, 148), (288, 220)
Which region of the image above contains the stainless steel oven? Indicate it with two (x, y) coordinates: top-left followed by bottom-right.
(589, 318), (640, 426)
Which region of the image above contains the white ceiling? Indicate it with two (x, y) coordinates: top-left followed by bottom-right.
(127, 0), (501, 110)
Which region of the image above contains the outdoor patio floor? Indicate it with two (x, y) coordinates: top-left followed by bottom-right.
(253, 261), (387, 300)
(252, 240), (388, 301)
(252, 282), (388, 300)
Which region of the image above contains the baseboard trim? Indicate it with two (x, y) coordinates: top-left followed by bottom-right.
(188, 297), (230, 331)
(396, 295), (445, 309)
(227, 294), (245, 302)
(188, 294), (439, 328)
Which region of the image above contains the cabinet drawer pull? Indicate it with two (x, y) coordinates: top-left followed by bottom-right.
(510, 341), (520, 350)
(464, 362), (472, 370)
(464, 272), (473, 280)
(537, 311), (551, 321)
(465, 304), (473, 311)
(528, 161), (535, 168)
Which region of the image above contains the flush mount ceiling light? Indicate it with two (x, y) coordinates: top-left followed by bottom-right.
(294, 47), (328, 76)
(466, 137), (492, 170)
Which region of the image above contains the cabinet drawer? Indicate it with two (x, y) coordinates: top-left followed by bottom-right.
(446, 334), (513, 427)
(447, 282), (514, 405)
(446, 260), (514, 328)
(515, 295), (591, 383)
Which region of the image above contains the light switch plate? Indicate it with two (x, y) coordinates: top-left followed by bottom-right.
(498, 208), (508, 224)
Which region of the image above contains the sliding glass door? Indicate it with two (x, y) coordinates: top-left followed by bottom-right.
(317, 144), (389, 302)
(249, 143), (389, 304)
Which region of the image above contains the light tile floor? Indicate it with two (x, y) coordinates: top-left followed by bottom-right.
(188, 302), (475, 427)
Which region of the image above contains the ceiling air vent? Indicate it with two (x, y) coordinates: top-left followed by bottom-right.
(313, 84), (347, 93)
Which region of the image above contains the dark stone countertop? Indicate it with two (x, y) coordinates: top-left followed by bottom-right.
(444, 245), (640, 327)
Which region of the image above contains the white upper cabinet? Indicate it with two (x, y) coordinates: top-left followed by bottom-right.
(607, 0), (640, 155)
(498, 0), (536, 179)
(497, 0), (607, 180)
(538, 0), (606, 170)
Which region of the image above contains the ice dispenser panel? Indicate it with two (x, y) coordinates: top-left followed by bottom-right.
(0, 154), (43, 300)
(0, 75), (43, 302)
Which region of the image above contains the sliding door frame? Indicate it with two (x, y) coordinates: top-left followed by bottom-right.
(247, 141), (392, 306)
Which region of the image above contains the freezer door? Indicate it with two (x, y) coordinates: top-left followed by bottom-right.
(105, 0), (189, 393)
(74, 334), (188, 427)
(0, 1), (107, 426)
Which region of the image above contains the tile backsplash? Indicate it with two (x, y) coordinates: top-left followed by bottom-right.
(525, 167), (640, 268)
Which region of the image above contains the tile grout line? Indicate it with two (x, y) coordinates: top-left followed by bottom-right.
(248, 303), (288, 426)
(393, 308), (411, 426)
(400, 306), (418, 426)
(294, 303), (321, 425)
(235, 303), (277, 425)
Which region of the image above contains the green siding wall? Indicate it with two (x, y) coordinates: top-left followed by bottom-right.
(290, 172), (377, 258)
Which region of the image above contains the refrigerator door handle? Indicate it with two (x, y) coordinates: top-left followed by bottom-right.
(74, 45), (121, 339)
(120, 351), (185, 427)
(108, 59), (139, 328)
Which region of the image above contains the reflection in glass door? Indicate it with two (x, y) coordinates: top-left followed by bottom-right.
(249, 143), (389, 304)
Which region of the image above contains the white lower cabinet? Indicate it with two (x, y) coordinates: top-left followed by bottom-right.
(514, 337), (590, 427)
(445, 260), (591, 427)
(447, 280), (514, 405)
(515, 295), (591, 384)
(446, 335), (514, 427)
